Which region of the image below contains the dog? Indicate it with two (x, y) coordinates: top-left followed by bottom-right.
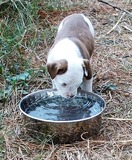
(46, 14), (94, 98)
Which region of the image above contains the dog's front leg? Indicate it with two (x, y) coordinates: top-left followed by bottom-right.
(81, 77), (93, 92)
(52, 80), (56, 89)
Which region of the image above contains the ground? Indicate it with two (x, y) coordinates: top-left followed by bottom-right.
(0, 0), (132, 159)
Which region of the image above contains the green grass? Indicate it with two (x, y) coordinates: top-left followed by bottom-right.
(0, 111), (5, 160)
(0, 0), (59, 102)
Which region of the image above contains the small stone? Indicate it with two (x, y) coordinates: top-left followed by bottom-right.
(124, 93), (129, 97)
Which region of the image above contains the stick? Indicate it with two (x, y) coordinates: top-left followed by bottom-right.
(106, 12), (126, 35)
(63, 139), (132, 148)
(103, 117), (132, 121)
(122, 25), (132, 32)
(88, 140), (132, 146)
(98, 0), (132, 15)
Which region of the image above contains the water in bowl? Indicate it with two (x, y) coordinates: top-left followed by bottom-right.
(25, 95), (103, 121)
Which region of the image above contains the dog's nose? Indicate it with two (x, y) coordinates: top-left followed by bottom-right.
(67, 94), (75, 98)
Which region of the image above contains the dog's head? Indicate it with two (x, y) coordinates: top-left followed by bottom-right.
(47, 58), (91, 98)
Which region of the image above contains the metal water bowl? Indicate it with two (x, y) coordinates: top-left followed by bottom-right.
(19, 89), (106, 144)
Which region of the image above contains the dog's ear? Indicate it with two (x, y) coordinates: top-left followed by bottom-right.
(83, 59), (92, 80)
(47, 59), (68, 79)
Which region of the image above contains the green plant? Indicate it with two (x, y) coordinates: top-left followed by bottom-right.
(0, 0), (46, 102)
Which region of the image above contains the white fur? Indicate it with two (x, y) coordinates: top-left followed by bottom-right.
(47, 14), (94, 98)
(47, 38), (82, 63)
(52, 59), (84, 98)
(48, 38), (84, 98)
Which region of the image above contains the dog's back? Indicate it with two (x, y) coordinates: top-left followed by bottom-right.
(55, 14), (94, 59)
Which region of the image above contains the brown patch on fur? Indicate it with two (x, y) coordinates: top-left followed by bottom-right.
(47, 59), (68, 79)
(54, 14), (94, 58)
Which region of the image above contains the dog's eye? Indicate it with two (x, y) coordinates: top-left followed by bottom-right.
(62, 83), (67, 87)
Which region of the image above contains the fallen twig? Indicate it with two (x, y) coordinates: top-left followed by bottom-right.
(98, 0), (132, 15)
(122, 25), (132, 32)
(106, 91), (112, 104)
(60, 138), (132, 149)
(89, 139), (132, 145)
(103, 117), (132, 121)
(106, 12), (126, 35)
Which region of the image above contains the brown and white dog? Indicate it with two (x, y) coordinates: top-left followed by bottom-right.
(46, 14), (94, 98)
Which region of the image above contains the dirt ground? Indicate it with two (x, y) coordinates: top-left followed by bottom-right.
(1, 0), (132, 159)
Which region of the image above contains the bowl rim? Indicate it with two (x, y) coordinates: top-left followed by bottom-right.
(19, 89), (106, 123)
